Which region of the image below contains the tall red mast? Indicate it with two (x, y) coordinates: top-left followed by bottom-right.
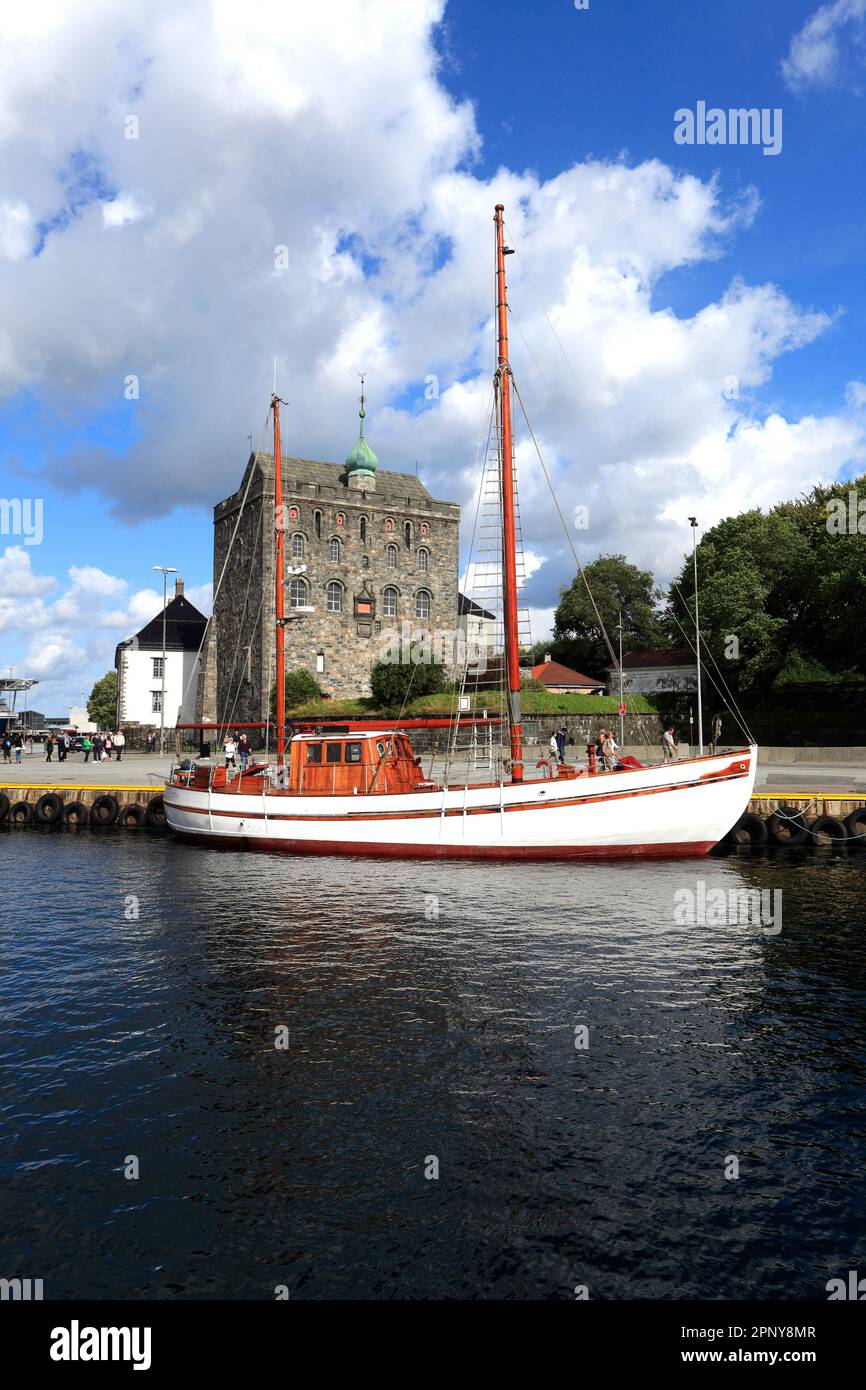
(273, 393), (286, 769)
(494, 204), (524, 782)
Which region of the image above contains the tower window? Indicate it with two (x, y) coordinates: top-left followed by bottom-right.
(386, 544), (397, 569)
(292, 533), (304, 560)
(329, 537), (342, 562)
(415, 589), (431, 620)
(383, 586), (398, 618)
(289, 577), (308, 609)
(418, 548), (428, 572)
(327, 581), (343, 613)
(314, 510), (322, 539)
(360, 516), (367, 544)
(404, 521), (412, 548)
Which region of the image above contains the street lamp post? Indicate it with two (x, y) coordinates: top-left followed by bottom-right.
(688, 517), (703, 755)
(153, 565), (177, 756)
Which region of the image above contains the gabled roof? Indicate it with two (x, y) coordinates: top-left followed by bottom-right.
(614, 648), (696, 670)
(129, 594), (208, 652)
(531, 660), (603, 687)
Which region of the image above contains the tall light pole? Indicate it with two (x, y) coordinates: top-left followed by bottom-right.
(688, 518), (703, 754)
(153, 565), (177, 756)
(615, 610), (624, 749)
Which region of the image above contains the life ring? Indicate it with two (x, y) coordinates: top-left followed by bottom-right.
(145, 794), (167, 828)
(728, 812), (768, 846)
(89, 794), (119, 827)
(10, 800), (34, 825)
(0, 792), (9, 824)
(62, 800), (88, 826)
(844, 808), (866, 842)
(34, 793), (64, 826)
(118, 802), (146, 829)
(766, 806), (808, 846)
(807, 815), (847, 847)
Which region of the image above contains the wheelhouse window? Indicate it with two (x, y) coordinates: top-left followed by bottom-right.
(387, 544), (397, 569)
(292, 533), (304, 560)
(383, 586), (397, 617)
(325, 742), (342, 764)
(329, 536), (342, 562)
(345, 742), (362, 764)
(306, 743), (322, 763)
(326, 581), (343, 613)
(289, 577), (308, 608)
(415, 589), (431, 620)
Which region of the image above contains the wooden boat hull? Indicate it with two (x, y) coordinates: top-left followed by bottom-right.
(163, 747), (756, 861)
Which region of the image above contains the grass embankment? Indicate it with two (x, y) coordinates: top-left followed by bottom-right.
(288, 691), (660, 720)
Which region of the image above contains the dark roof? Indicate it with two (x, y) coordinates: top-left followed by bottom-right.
(245, 452), (437, 506)
(531, 660), (604, 687)
(616, 648), (696, 670)
(458, 592), (496, 620)
(129, 594), (208, 652)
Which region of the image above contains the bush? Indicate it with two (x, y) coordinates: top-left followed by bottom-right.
(270, 668), (322, 713)
(369, 659), (447, 710)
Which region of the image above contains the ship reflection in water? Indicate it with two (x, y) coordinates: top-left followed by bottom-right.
(2, 832), (865, 1299)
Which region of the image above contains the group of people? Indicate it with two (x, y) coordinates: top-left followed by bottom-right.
(44, 730), (126, 762)
(223, 732), (253, 771)
(1, 732), (24, 764)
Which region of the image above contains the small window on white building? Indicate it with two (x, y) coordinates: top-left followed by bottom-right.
(151, 690), (163, 713)
(152, 657), (164, 679)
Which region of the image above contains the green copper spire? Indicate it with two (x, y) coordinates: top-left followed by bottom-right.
(345, 374), (378, 477)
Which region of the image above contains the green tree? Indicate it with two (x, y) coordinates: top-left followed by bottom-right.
(87, 671), (117, 729)
(269, 667), (322, 713)
(552, 554), (667, 676)
(369, 657), (447, 709)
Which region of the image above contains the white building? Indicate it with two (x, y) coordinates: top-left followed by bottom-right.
(457, 592), (497, 659)
(606, 647), (698, 695)
(69, 705), (97, 732)
(115, 578), (207, 729)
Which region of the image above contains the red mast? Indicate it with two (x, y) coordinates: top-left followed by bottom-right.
(273, 393), (286, 769)
(494, 204), (524, 782)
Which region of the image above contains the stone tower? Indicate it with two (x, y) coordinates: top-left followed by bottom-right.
(206, 401), (460, 722)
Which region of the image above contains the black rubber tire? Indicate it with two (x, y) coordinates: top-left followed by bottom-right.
(145, 794), (167, 829)
(728, 812), (769, 846)
(10, 800), (34, 825)
(118, 802), (146, 829)
(844, 808), (866, 842)
(34, 792), (64, 826)
(766, 806), (809, 846)
(89, 794), (119, 827)
(807, 815), (847, 847)
(0, 792), (9, 824)
(62, 800), (88, 826)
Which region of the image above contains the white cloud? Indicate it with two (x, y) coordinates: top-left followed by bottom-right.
(846, 379), (866, 406)
(0, 199), (33, 260)
(782, 0), (866, 91)
(102, 194), (147, 229)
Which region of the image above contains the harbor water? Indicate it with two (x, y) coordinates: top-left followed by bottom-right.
(1, 830), (865, 1300)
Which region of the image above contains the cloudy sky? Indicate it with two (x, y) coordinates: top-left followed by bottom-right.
(2, 0), (866, 714)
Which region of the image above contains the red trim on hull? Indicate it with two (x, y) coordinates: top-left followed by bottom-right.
(170, 830), (717, 861)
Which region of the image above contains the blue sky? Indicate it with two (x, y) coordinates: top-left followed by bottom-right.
(2, 0), (866, 712)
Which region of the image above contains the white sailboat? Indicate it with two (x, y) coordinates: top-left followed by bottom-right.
(164, 204), (757, 858)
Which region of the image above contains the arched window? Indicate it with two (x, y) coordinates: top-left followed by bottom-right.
(326, 581), (343, 613)
(417, 547), (428, 572)
(314, 510), (322, 540)
(383, 586), (398, 618)
(420, 522), (429, 538)
(289, 577), (308, 609)
(360, 516), (367, 545)
(404, 520), (412, 548)
(292, 533), (304, 560)
(386, 544), (397, 569)
(329, 536), (342, 563)
(335, 512), (345, 527)
(385, 517), (394, 532)
(415, 589), (431, 620)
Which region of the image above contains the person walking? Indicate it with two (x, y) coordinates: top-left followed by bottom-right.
(224, 735), (237, 771)
(601, 730), (617, 772)
(57, 732), (67, 762)
(114, 729), (125, 761)
(45, 733), (54, 762)
(13, 732), (23, 764)
(146, 731), (156, 754)
(82, 735), (91, 764)
(710, 713), (722, 754)
(1, 733), (11, 763)
(91, 734), (102, 762)
(662, 725), (677, 761)
(103, 733), (113, 760)
(555, 726), (567, 764)
(548, 729), (559, 769)
(237, 732), (251, 772)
